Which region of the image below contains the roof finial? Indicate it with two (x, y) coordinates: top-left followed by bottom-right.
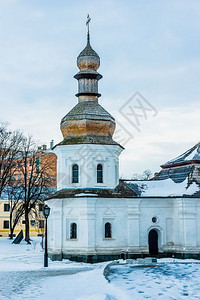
(86, 14), (91, 43)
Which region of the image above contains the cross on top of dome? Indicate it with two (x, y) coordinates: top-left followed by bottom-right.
(86, 14), (91, 35)
(77, 15), (100, 71)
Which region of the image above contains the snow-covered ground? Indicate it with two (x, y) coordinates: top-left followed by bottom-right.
(108, 262), (200, 299)
(0, 237), (200, 300)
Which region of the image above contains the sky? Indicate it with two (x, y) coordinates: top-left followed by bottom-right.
(0, 0), (200, 178)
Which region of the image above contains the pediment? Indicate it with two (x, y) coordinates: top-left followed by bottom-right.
(103, 207), (116, 217)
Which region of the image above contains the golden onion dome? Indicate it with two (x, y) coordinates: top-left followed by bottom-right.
(77, 35), (100, 71)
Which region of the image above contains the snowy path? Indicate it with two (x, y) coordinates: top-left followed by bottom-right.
(0, 268), (92, 299)
(0, 238), (130, 300)
(0, 264), (130, 300)
(12, 265), (130, 300)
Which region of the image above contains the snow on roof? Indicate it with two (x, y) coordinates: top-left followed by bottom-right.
(75, 193), (98, 197)
(124, 178), (199, 197)
(162, 142), (200, 167)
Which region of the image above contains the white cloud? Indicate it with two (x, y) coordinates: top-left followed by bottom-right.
(119, 104), (200, 177)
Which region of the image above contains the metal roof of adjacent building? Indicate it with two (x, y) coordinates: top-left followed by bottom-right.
(161, 142), (200, 168)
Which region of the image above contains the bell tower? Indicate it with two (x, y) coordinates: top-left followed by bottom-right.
(54, 16), (123, 190)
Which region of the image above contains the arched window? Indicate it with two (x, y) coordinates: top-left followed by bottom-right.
(105, 222), (112, 238)
(70, 223), (77, 239)
(97, 164), (103, 183)
(72, 164), (79, 183)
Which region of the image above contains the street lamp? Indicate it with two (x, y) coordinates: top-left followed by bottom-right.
(43, 204), (50, 267)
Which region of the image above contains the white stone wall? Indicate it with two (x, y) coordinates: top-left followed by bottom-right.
(54, 144), (123, 190)
(47, 196), (200, 258)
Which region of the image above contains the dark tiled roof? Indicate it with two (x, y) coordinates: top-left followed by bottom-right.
(55, 135), (122, 147)
(61, 101), (115, 124)
(46, 180), (137, 200)
(122, 181), (144, 196)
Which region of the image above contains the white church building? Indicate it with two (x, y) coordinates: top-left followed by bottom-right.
(46, 27), (200, 263)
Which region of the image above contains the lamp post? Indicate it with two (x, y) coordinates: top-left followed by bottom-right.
(43, 204), (50, 267)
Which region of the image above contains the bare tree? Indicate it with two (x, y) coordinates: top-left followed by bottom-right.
(131, 169), (153, 180)
(143, 169), (153, 180)
(0, 124), (25, 239)
(0, 123), (23, 196)
(0, 125), (56, 241)
(15, 136), (56, 243)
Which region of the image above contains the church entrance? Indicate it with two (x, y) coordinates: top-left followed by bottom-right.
(148, 229), (158, 255)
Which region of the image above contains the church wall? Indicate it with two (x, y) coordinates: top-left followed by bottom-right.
(176, 199), (198, 250)
(47, 199), (63, 260)
(126, 199), (140, 251)
(95, 198), (128, 253)
(62, 198), (92, 253)
(196, 202), (200, 246)
(47, 196), (200, 262)
(165, 218), (173, 244)
(139, 198), (200, 254)
(139, 198), (174, 252)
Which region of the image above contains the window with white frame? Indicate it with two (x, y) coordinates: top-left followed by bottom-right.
(97, 164), (103, 183)
(70, 222), (77, 239)
(105, 222), (112, 238)
(72, 164), (79, 183)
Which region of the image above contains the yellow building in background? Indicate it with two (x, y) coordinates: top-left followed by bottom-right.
(0, 199), (45, 237)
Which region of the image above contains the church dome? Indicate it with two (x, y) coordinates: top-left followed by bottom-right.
(77, 35), (100, 71)
(60, 101), (115, 140)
